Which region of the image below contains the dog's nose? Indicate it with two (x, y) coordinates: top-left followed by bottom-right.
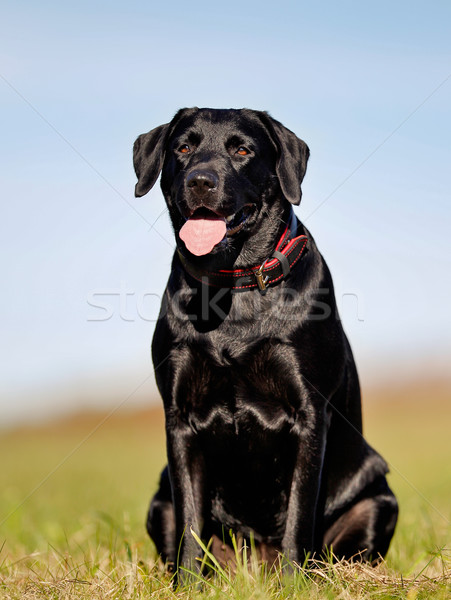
(186, 170), (219, 196)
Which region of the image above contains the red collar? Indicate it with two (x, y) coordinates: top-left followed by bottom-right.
(177, 211), (308, 294)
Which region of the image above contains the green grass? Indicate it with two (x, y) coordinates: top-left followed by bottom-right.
(1, 381), (450, 599)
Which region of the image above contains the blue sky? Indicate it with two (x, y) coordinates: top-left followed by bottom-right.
(1, 1), (450, 425)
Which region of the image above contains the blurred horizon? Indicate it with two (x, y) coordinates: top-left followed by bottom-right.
(1, 1), (450, 427)
(3, 352), (451, 430)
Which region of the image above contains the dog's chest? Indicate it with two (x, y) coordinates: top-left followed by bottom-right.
(173, 332), (302, 438)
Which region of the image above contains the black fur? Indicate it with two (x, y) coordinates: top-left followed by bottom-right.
(133, 108), (398, 581)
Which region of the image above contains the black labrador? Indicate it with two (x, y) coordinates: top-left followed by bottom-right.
(133, 108), (398, 580)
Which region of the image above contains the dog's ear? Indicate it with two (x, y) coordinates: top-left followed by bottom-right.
(257, 112), (310, 205)
(133, 107), (200, 198)
(133, 123), (170, 198)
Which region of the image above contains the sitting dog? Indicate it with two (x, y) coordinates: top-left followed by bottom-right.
(133, 108), (398, 579)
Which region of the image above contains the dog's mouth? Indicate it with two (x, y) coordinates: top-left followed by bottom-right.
(224, 204), (255, 235)
(179, 205), (254, 256)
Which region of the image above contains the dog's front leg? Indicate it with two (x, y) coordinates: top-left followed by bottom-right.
(281, 417), (328, 566)
(166, 421), (204, 585)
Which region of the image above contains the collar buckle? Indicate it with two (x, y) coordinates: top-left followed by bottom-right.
(255, 260), (270, 295)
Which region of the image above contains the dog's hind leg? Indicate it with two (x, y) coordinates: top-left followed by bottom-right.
(147, 466), (176, 568)
(323, 476), (398, 563)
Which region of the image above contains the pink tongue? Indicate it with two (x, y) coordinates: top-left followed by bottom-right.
(179, 216), (227, 256)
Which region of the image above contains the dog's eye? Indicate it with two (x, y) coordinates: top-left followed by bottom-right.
(236, 147), (250, 156)
(178, 144), (191, 154)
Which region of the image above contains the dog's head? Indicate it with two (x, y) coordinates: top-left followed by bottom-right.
(133, 108), (309, 261)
